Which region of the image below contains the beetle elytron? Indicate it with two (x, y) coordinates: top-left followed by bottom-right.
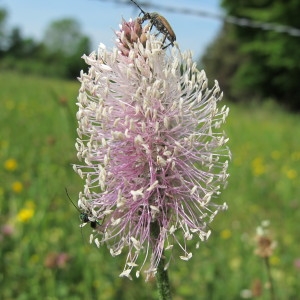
(130, 0), (176, 49)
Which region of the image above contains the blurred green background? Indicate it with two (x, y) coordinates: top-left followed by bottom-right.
(1, 1), (300, 299)
(1, 71), (299, 299)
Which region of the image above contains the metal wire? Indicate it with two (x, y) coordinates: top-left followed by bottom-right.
(96, 0), (300, 37)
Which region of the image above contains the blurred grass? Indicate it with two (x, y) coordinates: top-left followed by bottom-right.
(0, 71), (299, 299)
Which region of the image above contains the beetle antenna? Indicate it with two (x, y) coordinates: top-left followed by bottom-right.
(65, 188), (80, 213)
(130, 0), (146, 15)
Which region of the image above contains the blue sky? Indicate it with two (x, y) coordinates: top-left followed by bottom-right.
(1, 0), (223, 59)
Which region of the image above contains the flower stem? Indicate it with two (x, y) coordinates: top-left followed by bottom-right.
(151, 221), (172, 300)
(156, 252), (172, 300)
(264, 257), (276, 300)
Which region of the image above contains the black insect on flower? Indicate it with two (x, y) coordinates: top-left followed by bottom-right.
(65, 188), (102, 229)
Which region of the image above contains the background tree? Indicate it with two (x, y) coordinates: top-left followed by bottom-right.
(201, 0), (300, 110)
(0, 13), (91, 79)
(7, 27), (23, 57)
(43, 18), (87, 57)
(0, 8), (8, 57)
(200, 23), (250, 103)
(43, 18), (91, 78)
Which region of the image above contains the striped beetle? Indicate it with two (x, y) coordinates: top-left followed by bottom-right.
(130, 0), (176, 49)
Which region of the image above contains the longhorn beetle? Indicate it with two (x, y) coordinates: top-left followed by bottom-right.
(130, 0), (176, 49)
(65, 188), (102, 229)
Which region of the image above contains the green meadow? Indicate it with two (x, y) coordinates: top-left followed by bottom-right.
(1, 71), (299, 299)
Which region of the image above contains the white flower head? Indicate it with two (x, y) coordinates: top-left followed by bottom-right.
(74, 18), (230, 280)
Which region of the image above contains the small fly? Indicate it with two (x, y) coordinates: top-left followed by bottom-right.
(65, 188), (102, 229)
(130, 0), (176, 49)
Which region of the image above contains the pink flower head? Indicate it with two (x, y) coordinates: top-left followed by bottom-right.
(74, 19), (230, 280)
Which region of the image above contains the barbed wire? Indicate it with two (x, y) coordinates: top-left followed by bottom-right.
(96, 0), (300, 37)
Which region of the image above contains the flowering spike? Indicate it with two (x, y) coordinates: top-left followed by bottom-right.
(74, 18), (230, 280)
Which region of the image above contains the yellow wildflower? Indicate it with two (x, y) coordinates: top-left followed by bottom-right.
(251, 157), (266, 176)
(270, 255), (280, 266)
(30, 254), (40, 264)
(220, 229), (232, 239)
(271, 151), (281, 160)
(229, 257), (241, 270)
(12, 181), (23, 193)
(291, 151), (300, 161)
(17, 207), (34, 222)
(5, 99), (15, 110)
(4, 158), (18, 171)
(285, 169), (297, 180)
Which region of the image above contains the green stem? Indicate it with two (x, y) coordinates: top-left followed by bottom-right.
(264, 257), (276, 300)
(156, 252), (172, 300)
(150, 221), (172, 300)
